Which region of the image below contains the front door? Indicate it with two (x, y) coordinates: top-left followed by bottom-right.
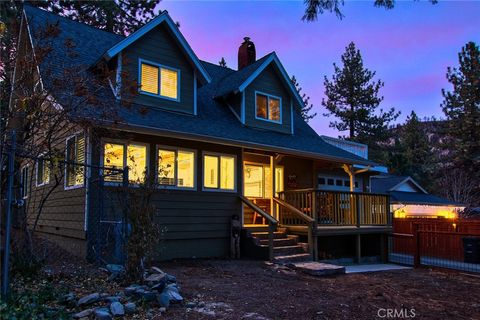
(243, 163), (284, 225)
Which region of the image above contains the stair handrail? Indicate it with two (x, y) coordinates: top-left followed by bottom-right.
(273, 196), (316, 260)
(239, 195), (277, 261)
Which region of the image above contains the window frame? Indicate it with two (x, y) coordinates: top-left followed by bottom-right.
(202, 151), (237, 193)
(101, 139), (150, 186)
(21, 165), (29, 199)
(36, 152), (50, 187)
(254, 91), (282, 124)
(64, 132), (86, 190)
(138, 58), (181, 102)
(156, 145), (197, 191)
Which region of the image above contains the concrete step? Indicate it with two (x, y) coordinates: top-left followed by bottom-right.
(251, 231), (287, 240)
(273, 253), (312, 264)
(273, 245), (307, 256)
(259, 235), (299, 247)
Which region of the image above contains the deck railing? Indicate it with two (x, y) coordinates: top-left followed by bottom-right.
(277, 189), (390, 227)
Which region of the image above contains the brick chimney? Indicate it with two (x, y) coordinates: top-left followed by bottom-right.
(238, 37), (256, 70)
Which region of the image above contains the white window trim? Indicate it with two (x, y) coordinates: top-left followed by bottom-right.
(138, 58), (181, 102)
(64, 132), (86, 191)
(101, 139), (150, 186)
(36, 152), (50, 187)
(21, 164), (30, 199)
(254, 90), (282, 124)
(202, 151), (237, 193)
(156, 145), (197, 191)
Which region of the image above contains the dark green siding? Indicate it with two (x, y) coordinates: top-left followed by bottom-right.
(244, 64), (293, 134)
(122, 24), (195, 114)
(90, 131), (243, 260)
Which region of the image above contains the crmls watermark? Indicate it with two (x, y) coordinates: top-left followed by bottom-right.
(377, 308), (416, 318)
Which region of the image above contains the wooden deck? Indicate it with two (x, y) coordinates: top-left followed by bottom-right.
(286, 224), (392, 236)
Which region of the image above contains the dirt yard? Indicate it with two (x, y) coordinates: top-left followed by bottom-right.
(161, 260), (480, 320)
(12, 256), (480, 319)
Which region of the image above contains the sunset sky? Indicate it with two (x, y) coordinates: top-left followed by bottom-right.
(160, 0), (479, 136)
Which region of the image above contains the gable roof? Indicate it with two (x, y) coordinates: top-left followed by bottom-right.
(214, 52), (304, 108)
(21, 5), (377, 167)
(103, 11), (211, 84)
(371, 175), (427, 194)
(389, 191), (463, 206)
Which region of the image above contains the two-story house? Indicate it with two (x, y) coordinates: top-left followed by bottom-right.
(12, 5), (391, 263)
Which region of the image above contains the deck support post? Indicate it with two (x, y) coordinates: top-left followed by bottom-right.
(356, 234), (361, 263)
(268, 222), (275, 261)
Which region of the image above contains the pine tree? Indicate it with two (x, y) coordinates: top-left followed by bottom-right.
(291, 75), (317, 122)
(388, 111), (434, 187)
(32, 0), (160, 36)
(322, 42), (399, 158)
(219, 57), (227, 68)
(441, 41), (480, 174)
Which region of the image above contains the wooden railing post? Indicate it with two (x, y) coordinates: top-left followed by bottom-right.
(413, 223), (421, 268)
(356, 193), (361, 227)
(268, 222), (274, 261)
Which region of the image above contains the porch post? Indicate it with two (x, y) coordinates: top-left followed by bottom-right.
(270, 155), (276, 220)
(342, 164), (356, 224)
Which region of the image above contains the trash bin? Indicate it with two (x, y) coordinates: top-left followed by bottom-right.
(463, 237), (480, 263)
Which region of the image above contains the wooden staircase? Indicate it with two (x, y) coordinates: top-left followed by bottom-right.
(249, 227), (312, 263)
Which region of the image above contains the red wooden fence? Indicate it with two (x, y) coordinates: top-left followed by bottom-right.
(392, 218), (480, 262)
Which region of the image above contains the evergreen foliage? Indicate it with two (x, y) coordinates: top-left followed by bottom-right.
(291, 75), (317, 122)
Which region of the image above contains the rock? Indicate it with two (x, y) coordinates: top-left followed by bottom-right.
(157, 292), (170, 308)
(185, 301), (196, 308)
(140, 290), (156, 302)
(287, 261), (346, 276)
(165, 283), (179, 292)
(165, 274), (176, 283)
(159, 307), (167, 313)
(151, 280), (166, 292)
(151, 266), (164, 274)
(94, 307), (112, 320)
(124, 302), (136, 314)
(77, 293), (101, 306)
(166, 290), (183, 303)
(145, 273), (166, 283)
(124, 284), (144, 296)
(73, 309), (93, 319)
(110, 301), (125, 316)
(60, 292), (76, 305)
(104, 296), (120, 303)
(106, 264), (125, 274)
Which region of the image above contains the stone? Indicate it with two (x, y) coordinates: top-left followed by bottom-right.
(165, 283), (179, 293)
(106, 264), (125, 274)
(144, 273), (166, 283)
(124, 302), (136, 314)
(110, 301), (125, 316)
(140, 290), (157, 302)
(151, 280), (166, 292)
(151, 266), (164, 274)
(166, 290), (183, 303)
(185, 301), (196, 308)
(104, 296), (120, 303)
(124, 284), (144, 296)
(157, 292), (170, 308)
(73, 309), (93, 319)
(60, 292), (76, 305)
(77, 293), (101, 306)
(287, 261), (346, 276)
(165, 274), (176, 283)
(159, 307), (167, 313)
(94, 308), (112, 320)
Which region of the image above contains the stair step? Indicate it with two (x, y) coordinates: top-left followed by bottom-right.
(259, 235), (298, 247)
(251, 231), (287, 240)
(273, 245), (307, 256)
(274, 253), (312, 264)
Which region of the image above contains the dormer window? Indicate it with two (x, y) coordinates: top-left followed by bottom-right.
(139, 59), (180, 101)
(255, 92), (281, 123)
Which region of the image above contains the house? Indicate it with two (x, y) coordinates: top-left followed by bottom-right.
(370, 175), (465, 219)
(11, 5), (391, 263)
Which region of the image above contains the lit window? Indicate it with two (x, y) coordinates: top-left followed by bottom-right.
(204, 154), (235, 191)
(245, 165), (284, 198)
(140, 61), (179, 100)
(158, 148), (195, 188)
(140, 63), (159, 95)
(21, 166), (29, 198)
(37, 155), (50, 186)
(256, 93), (281, 122)
(66, 134), (85, 187)
(104, 142), (147, 183)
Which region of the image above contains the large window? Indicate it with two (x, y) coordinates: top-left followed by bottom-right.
(21, 165), (29, 199)
(158, 147), (195, 189)
(203, 153), (235, 191)
(139, 60), (179, 100)
(36, 155), (50, 186)
(255, 92), (281, 123)
(244, 164), (283, 198)
(104, 142), (147, 183)
(66, 134), (85, 188)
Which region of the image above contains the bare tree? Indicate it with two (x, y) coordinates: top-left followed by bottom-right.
(437, 167), (479, 212)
